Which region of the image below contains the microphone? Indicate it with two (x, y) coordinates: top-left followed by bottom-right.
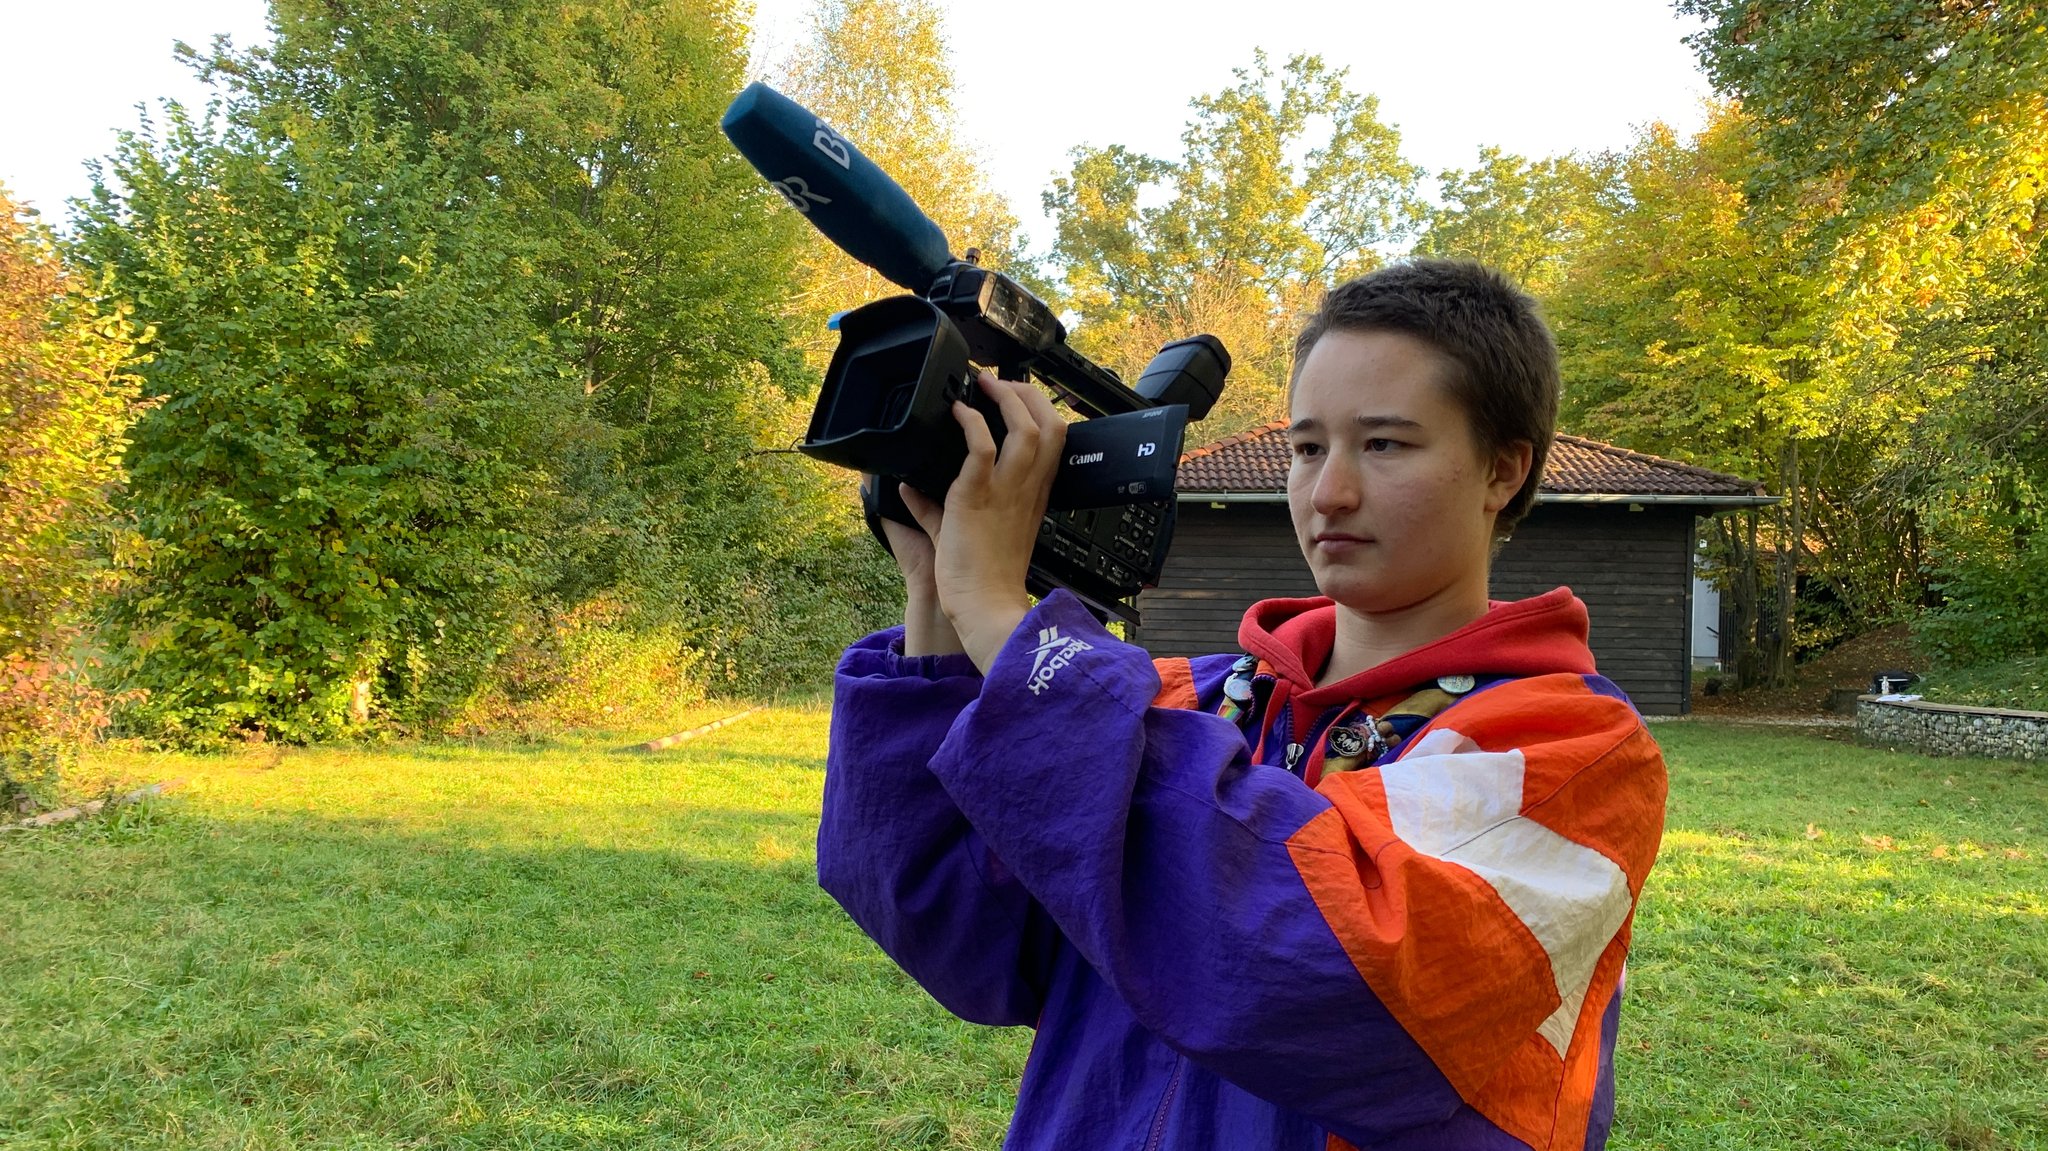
(719, 82), (954, 292)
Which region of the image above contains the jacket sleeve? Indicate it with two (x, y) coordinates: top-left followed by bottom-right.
(816, 626), (1060, 1028)
(925, 593), (1668, 1144)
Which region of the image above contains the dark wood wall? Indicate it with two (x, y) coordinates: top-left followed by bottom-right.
(1132, 501), (1697, 714)
(1133, 504), (1316, 656)
(1490, 504), (1695, 715)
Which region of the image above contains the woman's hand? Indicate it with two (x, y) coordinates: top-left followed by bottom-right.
(865, 476), (965, 658)
(899, 371), (1067, 674)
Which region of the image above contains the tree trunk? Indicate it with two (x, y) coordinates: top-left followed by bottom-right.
(1730, 508), (1765, 690)
(1769, 437), (1803, 687)
(349, 676), (372, 725)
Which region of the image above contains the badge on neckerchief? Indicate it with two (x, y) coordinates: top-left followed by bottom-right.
(1312, 677), (1485, 784)
(1208, 653), (1492, 784)
(1317, 708), (1392, 781)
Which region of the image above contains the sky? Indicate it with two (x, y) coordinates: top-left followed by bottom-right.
(3, 0), (1718, 249)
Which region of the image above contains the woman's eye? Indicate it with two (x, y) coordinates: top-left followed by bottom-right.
(1292, 441), (1323, 458)
(1365, 438), (1397, 453)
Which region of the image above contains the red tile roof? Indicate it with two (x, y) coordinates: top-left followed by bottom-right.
(1177, 420), (1767, 500)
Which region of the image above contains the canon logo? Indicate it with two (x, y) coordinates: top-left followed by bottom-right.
(1068, 451), (1105, 465)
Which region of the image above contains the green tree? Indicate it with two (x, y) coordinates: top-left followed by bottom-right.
(1415, 148), (1604, 300)
(1681, 0), (2048, 663)
(262, 0), (899, 692)
(80, 1), (895, 733)
(1900, 251), (2048, 663)
(1045, 52), (1423, 434)
(1550, 107), (1926, 684)
(1679, 0), (2047, 262)
(257, 0), (811, 581)
(0, 186), (143, 804)
(73, 92), (578, 742)
(779, 0), (1032, 367)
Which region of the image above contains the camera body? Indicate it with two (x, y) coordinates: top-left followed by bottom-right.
(722, 83), (1231, 621)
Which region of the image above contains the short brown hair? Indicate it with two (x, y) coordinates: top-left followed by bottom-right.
(1292, 259), (1558, 534)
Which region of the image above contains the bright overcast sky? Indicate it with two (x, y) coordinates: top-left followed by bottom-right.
(4, 0), (1716, 249)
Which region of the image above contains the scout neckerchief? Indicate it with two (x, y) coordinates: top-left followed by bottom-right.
(1214, 655), (1493, 787)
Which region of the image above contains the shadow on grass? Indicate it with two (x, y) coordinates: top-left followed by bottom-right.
(1, 800), (1028, 1150)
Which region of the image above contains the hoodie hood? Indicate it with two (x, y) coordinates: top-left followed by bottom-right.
(1238, 587), (1597, 712)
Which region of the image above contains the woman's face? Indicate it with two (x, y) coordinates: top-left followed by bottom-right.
(1287, 329), (1525, 616)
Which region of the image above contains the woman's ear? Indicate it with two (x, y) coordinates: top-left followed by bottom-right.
(1484, 440), (1534, 515)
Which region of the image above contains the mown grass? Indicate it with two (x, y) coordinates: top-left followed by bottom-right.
(1624, 721), (2046, 1150)
(1, 707), (1025, 1149)
(2, 712), (2044, 1149)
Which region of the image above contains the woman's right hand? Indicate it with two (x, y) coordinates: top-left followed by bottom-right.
(864, 476), (966, 658)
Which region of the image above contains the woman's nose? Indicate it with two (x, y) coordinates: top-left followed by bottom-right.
(1312, 456), (1360, 515)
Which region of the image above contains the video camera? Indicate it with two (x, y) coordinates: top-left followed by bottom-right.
(720, 83), (1230, 623)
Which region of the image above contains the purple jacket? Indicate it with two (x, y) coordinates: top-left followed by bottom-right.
(819, 591), (1668, 1150)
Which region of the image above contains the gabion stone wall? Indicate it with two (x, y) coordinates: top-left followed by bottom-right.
(1857, 697), (2048, 762)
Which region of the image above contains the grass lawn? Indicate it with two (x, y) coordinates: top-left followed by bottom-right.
(2, 711), (2044, 1149)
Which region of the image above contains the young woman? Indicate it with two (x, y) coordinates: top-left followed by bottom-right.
(819, 260), (1668, 1150)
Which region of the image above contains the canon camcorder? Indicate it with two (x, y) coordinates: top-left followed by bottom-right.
(720, 83), (1230, 622)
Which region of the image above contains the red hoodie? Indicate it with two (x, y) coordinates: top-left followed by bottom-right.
(1243, 587), (1597, 710)
(1212, 587), (1602, 776)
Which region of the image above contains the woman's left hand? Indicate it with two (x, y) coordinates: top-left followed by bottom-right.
(897, 370), (1067, 674)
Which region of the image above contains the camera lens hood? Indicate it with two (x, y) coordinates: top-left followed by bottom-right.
(801, 295), (977, 497)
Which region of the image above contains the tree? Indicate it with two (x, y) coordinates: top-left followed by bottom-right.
(777, 0), (1033, 367)
(72, 90), (579, 742)
(1681, 0), (2048, 663)
(1549, 107), (1927, 684)
(1415, 148), (1604, 300)
(1900, 250), (2048, 663)
(1, 189), (141, 654)
(1, 185), (142, 800)
(73, 1), (899, 740)
(259, 0), (809, 527)
(262, 0), (901, 691)
(1679, 0), (2046, 256)
(1045, 52), (1423, 435)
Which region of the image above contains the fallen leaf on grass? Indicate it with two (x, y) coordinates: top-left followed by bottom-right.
(1859, 834), (1896, 851)
(1931, 844), (1951, 859)
(2004, 848), (2031, 860)
(1805, 823), (1824, 841)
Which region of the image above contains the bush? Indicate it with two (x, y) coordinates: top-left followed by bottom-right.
(1915, 652), (2048, 713)
(1915, 455), (2048, 667)
(0, 644), (134, 814)
(450, 598), (707, 736)
(75, 101), (578, 746)
(0, 186), (142, 809)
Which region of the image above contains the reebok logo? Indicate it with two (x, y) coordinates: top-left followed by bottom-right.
(1027, 626), (1092, 696)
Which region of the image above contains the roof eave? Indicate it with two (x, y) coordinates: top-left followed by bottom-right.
(1535, 492), (1781, 508)
(1176, 490), (1287, 503)
(1175, 490), (1781, 507)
